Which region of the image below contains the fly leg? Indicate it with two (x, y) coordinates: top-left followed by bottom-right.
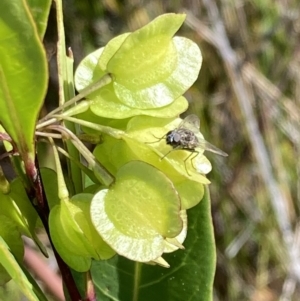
(145, 134), (166, 144)
(183, 150), (199, 175)
(161, 145), (181, 160)
(190, 150), (199, 171)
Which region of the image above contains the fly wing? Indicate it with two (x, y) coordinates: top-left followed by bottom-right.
(196, 138), (228, 156)
(179, 115), (228, 156)
(178, 114), (200, 132)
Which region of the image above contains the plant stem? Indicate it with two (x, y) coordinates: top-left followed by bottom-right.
(35, 131), (62, 139)
(39, 73), (112, 122)
(48, 125), (115, 187)
(53, 116), (125, 139)
(133, 262), (142, 301)
(23, 155), (82, 300)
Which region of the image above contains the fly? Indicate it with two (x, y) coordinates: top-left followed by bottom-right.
(151, 114), (227, 175)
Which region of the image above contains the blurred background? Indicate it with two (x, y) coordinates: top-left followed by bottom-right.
(2, 0), (300, 300)
(61, 0), (300, 300)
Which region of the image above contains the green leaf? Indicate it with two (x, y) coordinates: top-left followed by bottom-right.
(49, 194), (115, 272)
(40, 168), (60, 210)
(49, 204), (91, 272)
(163, 210), (187, 254)
(93, 131), (210, 187)
(107, 14), (185, 94)
(9, 178), (47, 255)
(107, 14), (202, 109)
(174, 179), (204, 210)
(90, 87), (188, 119)
(99, 33), (131, 71)
(75, 48), (105, 92)
(27, 0), (52, 38)
(75, 34), (129, 93)
(9, 178), (39, 233)
(0, 236), (42, 301)
(0, 185), (45, 251)
(74, 47), (188, 119)
(0, 223), (47, 301)
(0, 0), (48, 157)
(69, 194), (116, 260)
(91, 161), (182, 262)
(90, 186), (215, 301)
(0, 215), (24, 285)
(124, 116), (211, 184)
(123, 136), (210, 184)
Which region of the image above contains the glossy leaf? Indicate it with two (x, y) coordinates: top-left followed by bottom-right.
(74, 47), (188, 119)
(111, 36), (202, 109)
(27, 0), (52, 38)
(90, 88), (188, 119)
(91, 161), (182, 262)
(106, 14), (185, 108)
(90, 186), (215, 301)
(107, 14), (185, 84)
(101, 13), (202, 110)
(75, 34), (129, 92)
(0, 0), (48, 157)
(74, 48), (105, 92)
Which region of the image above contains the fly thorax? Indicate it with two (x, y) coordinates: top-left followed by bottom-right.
(172, 132), (182, 143)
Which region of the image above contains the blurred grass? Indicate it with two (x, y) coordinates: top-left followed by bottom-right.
(62, 0), (300, 300)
